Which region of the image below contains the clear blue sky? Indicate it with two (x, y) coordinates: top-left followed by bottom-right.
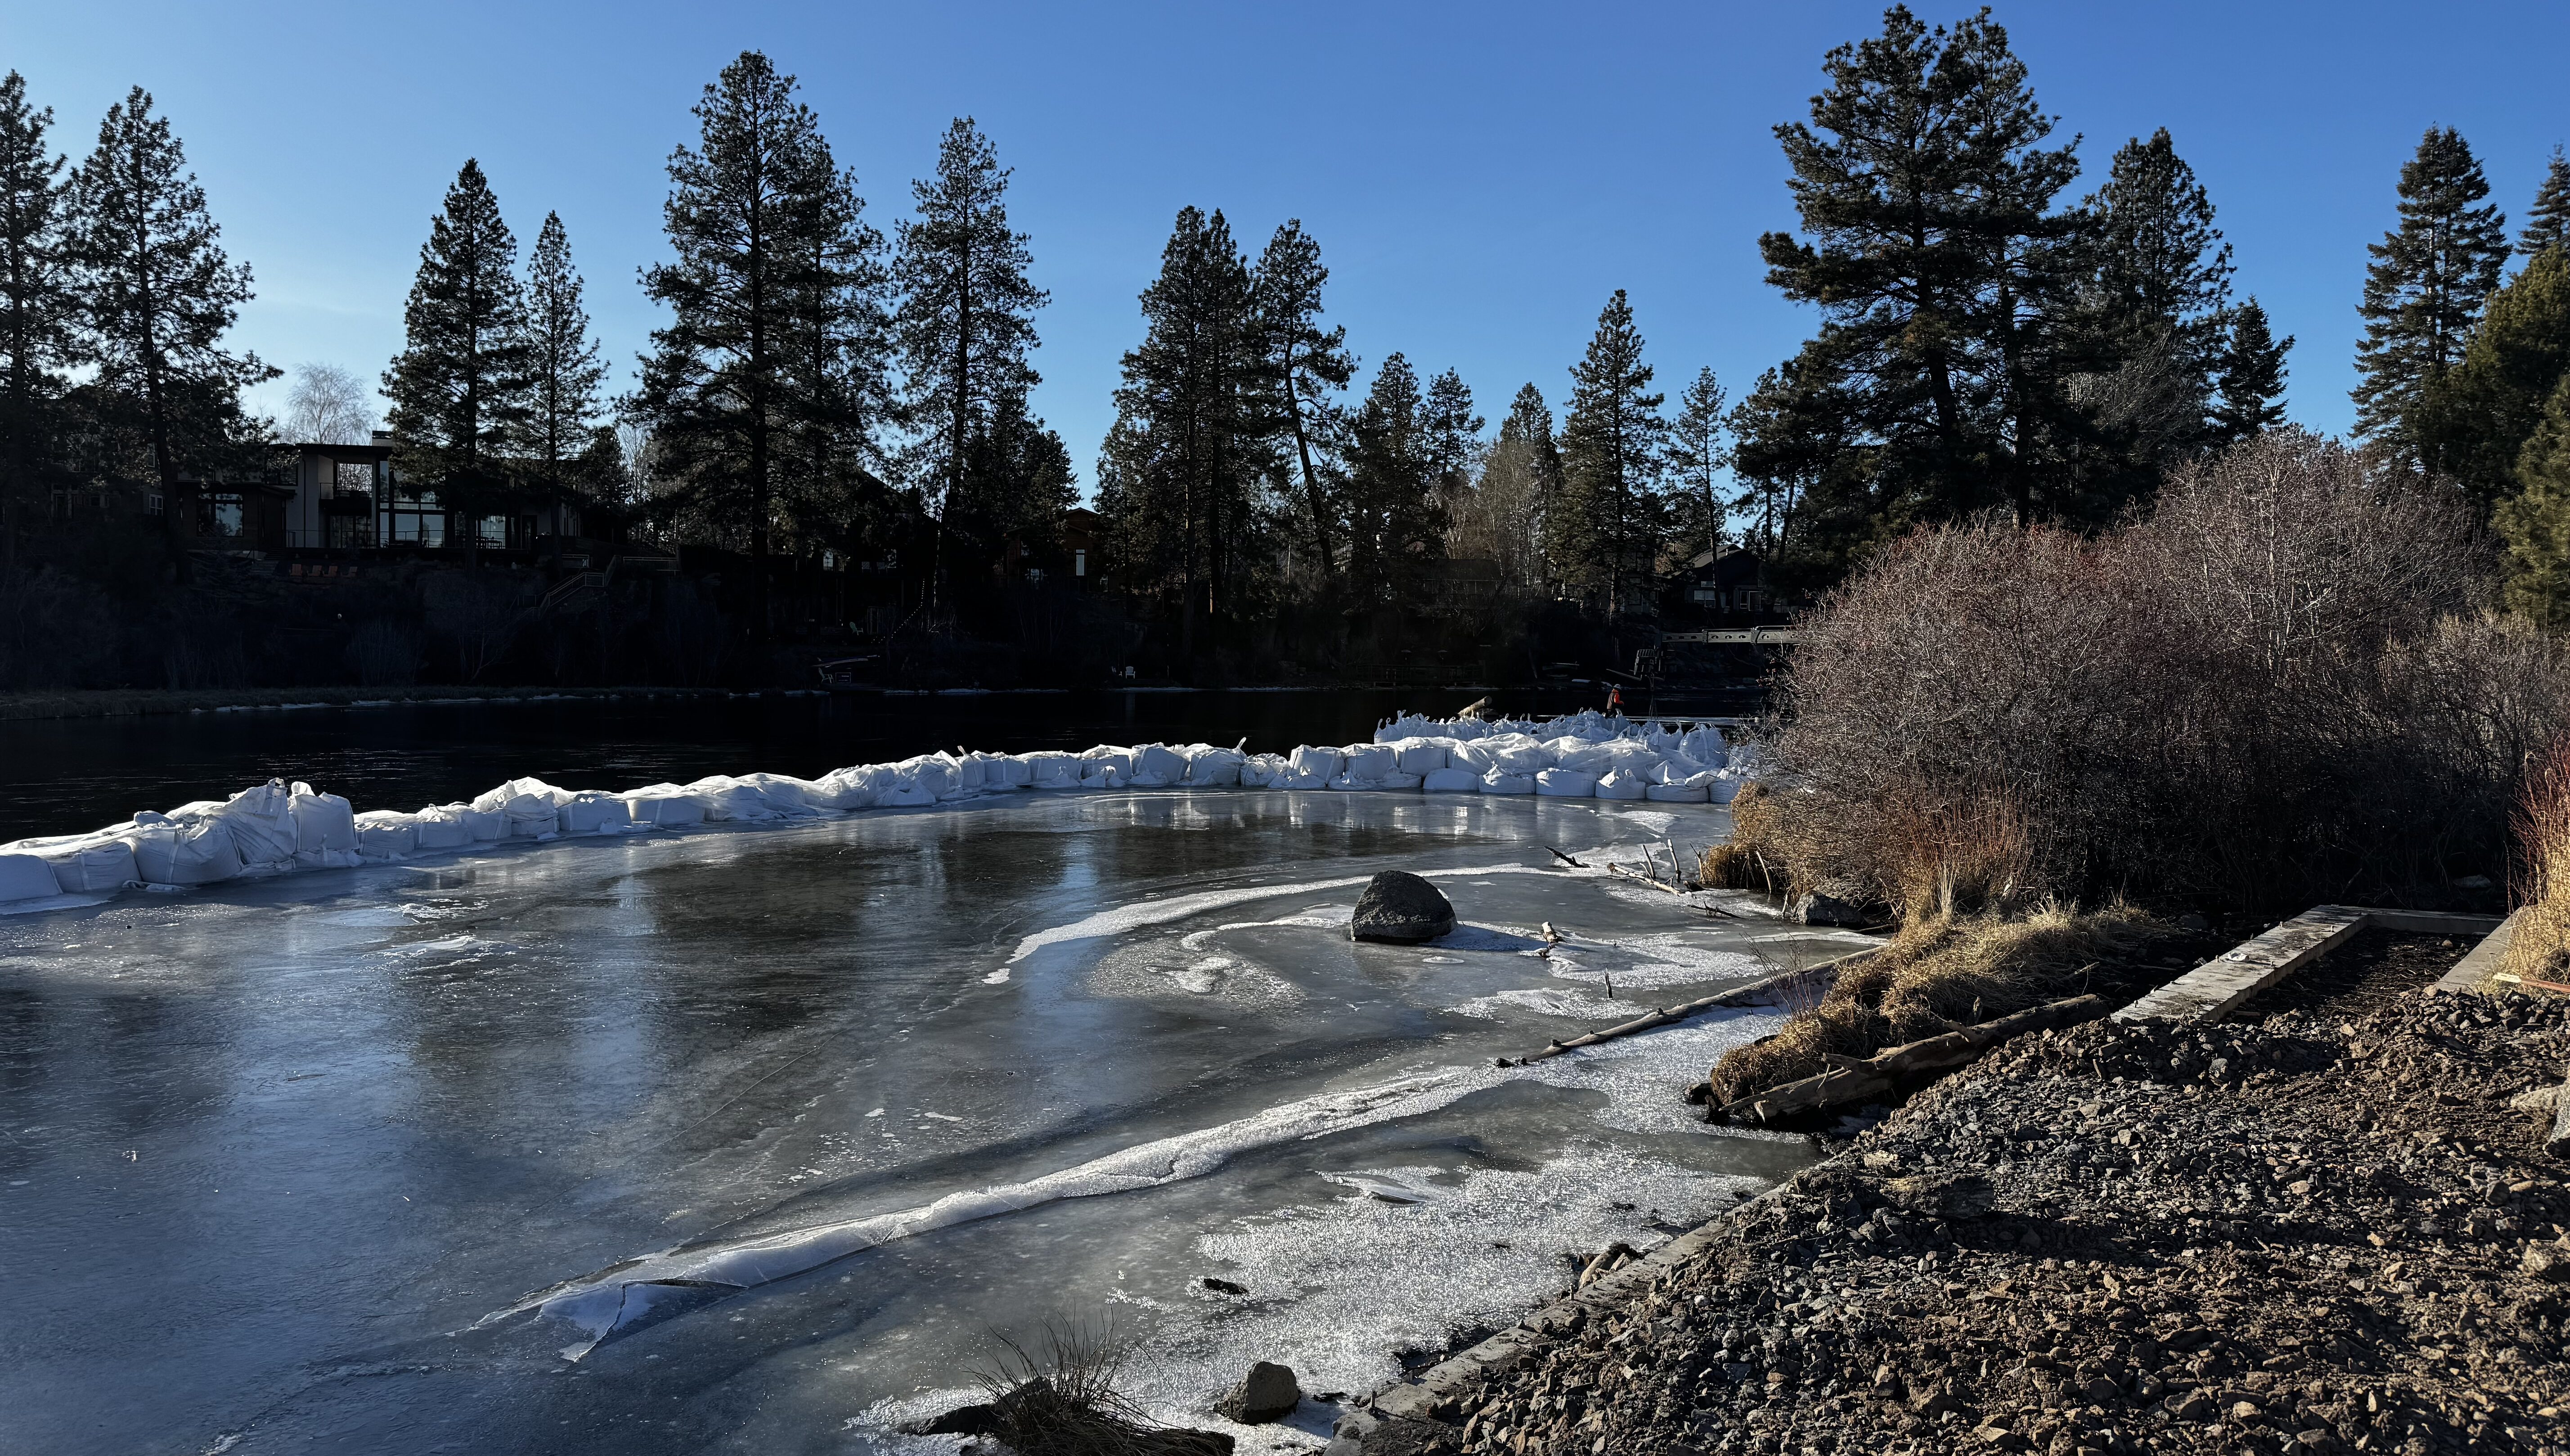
(9, 1), (2569, 491)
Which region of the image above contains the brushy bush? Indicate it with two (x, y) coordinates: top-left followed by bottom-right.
(973, 1315), (1230, 1456)
(1743, 430), (2567, 913)
(1708, 902), (2181, 1106)
(2503, 738), (2570, 987)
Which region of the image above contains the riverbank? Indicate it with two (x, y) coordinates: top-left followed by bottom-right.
(1348, 987), (2570, 1456)
(0, 683), (757, 722)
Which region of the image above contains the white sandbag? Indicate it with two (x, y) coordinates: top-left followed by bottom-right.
(290, 782), (359, 855)
(878, 785), (937, 807)
(1535, 768), (1600, 798)
(413, 808), (474, 850)
(1240, 754), (1292, 788)
(681, 777), (772, 822)
(1341, 744), (1395, 781)
(1549, 738), (1615, 775)
(498, 793), (562, 837)
(1129, 744), (1188, 786)
(978, 754), (1033, 789)
(561, 793), (633, 835)
(1289, 745), (1342, 780)
(32, 836), (136, 893)
(1711, 776), (1751, 804)
(1480, 772), (1535, 795)
(1594, 768), (1649, 801)
(1681, 726), (1731, 767)
(473, 776), (574, 813)
(1391, 739), (1447, 775)
(1421, 767), (1482, 793)
(1383, 771), (1423, 790)
(1645, 782), (1711, 803)
(625, 791), (705, 827)
(208, 779), (300, 867)
(1446, 741), (1495, 774)
(463, 806), (507, 840)
(1185, 747), (1245, 786)
(0, 853), (61, 902)
(354, 811), (419, 859)
(732, 773), (822, 815)
(889, 755), (960, 800)
(1025, 752), (1084, 789)
(1485, 736), (1551, 775)
(1078, 761), (1123, 790)
(129, 815), (245, 885)
(809, 765), (887, 810)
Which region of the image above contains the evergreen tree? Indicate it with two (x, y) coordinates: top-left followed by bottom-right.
(1454, 383), (1553, 592)
(1666, 367), (1727, 562)
(1251, 220), (1352, 585)
(2350, 126), (2511, 465)
(779, 162), (894, 557)
(953, 390), (1073, 555)
(2495, 375), (2570, 628)
(2522, 146), (2570, 259)
(630, 52), (845, 645)
(383, 159), (529, 549)
(1343, 353), (1442, 603)
(2075, 128), (2233, 483)
(2210, 297), (2292, 444)
(1727, 357), (1868, 573)
(1550, 290), (1665, 614)
(1757, 7), (2082, 530)
(0, 72), (72, 562)
(1420, 368), (1482, 511)
(1098, 207), (1267, 652)
(70, 86), (272, 573)
(2417, 247), (2570, 511)
(893, 118), (1046, 593)
(514, 211), (606, 528)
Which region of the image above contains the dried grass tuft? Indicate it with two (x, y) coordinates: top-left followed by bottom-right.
(973, 1313), (1228, 1456)
(2503, 738), (2570, 985)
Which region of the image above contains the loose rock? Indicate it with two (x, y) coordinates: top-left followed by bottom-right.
(1352, 872), (1455, 944)
(1218, 1361), (1302, 1424)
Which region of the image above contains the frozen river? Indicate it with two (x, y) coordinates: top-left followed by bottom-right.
(0, 790), (1848, 1455)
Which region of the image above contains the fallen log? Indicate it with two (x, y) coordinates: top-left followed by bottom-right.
(1502, 945), (1883, 1067)
(1715, 990), (2112, 1125)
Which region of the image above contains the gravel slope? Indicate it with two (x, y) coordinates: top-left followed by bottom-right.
(1373, 992), (2570, 1456)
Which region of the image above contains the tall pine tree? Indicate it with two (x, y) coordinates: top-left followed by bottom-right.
(1343, 353), (1442, 604)
(1666, 367), (1727, 561)
(2495, 375), (2570, 628)
(1251, 220), (1352, 586)
(1551, 290), (1664, 614)
(0, 72), (72, 564)
(1756, 7), (2082, 532)
(1420, 368), (1482, 514)
(893, 118), (1045, 595)
(71, 86), (272, 575)
(630, 52), (845, 646)
(513, 211), (606, 530)
(383, 159), (530, 550)
(1097, 207), (1266, 654)
(2522, 146), (2570, 259)
(2350, 126), (2511, 467)
(2210, 297), (2292, 444)
(779, 162), (894, 557)
(2417, 247), (2570, 511)
(2076, 128), (2234, 485)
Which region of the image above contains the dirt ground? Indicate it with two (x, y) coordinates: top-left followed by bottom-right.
(1362, 988), (2570, 1456)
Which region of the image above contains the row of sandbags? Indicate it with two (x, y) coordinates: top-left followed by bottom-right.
(0, 728), (1750, 906)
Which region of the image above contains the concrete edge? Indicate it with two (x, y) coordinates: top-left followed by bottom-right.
(2431, 908), (2522, 995)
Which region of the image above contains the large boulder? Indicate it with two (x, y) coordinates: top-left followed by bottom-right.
(1218, 1361), (1303, 1423)
(1350, 872), (1455, 944)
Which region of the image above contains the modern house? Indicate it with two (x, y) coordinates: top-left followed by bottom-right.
(188, 433), (614, 557)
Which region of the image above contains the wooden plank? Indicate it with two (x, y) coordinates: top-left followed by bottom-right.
(1504, 944), (1881, 1065)
(2112, 904), (2369, 1025)
(2432, 908), (2520, 995)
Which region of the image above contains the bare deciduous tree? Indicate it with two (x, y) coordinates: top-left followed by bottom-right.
(284, 362), (375, 444)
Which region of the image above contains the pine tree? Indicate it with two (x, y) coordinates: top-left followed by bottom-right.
(1667, 367), (1727, 562)
(2522, 146), (2570, 259)
(2078, 128), (2234, 482)
(2417, 247), (2570, 511)
(1453, 383), (1553, 592)
(630, 52), (845, 645)
(1420, 368), (1482, 512)
(894, 118), (1046, 598)
(2351, 126), (2511, 465)
(2495, 375), (2570, 628)
(1551, 290), (1665, 614)
(1343, 353), (1442, 604)
(2210, 297), (2292, 444)
(70, 86), (272, 574)
(779, 163), (893, 557)
(514, 211), (606, 530)
(1251, 220), (1352, 585)
(0, 72), (72, 562)
(1098, 207), (1266, 653)
(383, 159), (529, 549)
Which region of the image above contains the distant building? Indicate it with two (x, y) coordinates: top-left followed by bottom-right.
(183, 432), (617, 558)
(1671, 546), (1776, 616)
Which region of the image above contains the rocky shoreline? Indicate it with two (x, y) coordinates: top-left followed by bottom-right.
(1336, 989), (2570, 1456)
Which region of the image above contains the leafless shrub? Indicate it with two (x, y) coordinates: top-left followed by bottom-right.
(1749, 431), (2548, 912)
(2503, 738), (2570, 985)
(971, 1313), (1227, 1456)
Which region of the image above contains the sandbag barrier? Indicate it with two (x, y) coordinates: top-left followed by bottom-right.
(0, 710), (1758, 909)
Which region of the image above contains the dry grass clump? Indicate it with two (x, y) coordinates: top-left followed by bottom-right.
(974, 1315), (1229, 1456)
(1708, 901), (2176, 1106)
(1698, 783), (1785, 891)
(2503, 739), (2570, 986)
(1748, 431), (2570, 914)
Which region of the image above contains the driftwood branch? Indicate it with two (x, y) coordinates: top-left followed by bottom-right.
(1503, 946), (1883, 1067)
(1716, 992), (2112, 1125)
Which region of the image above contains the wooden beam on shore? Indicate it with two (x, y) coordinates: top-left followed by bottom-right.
(1501, 944), (1882, 1067)
(1717, 991), (2109, 1125)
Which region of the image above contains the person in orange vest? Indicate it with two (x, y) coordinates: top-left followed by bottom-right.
(1606, 686), (1624, 715)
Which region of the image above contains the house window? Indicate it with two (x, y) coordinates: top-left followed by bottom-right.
(146, 493), (165, 516)
(1074, 548), (1087, 577)
(211, 499), (243, 537)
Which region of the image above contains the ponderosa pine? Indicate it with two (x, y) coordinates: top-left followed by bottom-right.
(1251, 220), (1352, 586)
(1667, 367), (1727, 562)
(0, 72), (71, 564)
(383, 159), (530, 551)
(514, 211), (606, 525)
(1552, 289), (1665, 614)
(2210, 297), (2293, 445)
(2351, 126), (2511, 467)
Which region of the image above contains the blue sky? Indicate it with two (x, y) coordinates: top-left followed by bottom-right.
(9, 1), (2569, 492)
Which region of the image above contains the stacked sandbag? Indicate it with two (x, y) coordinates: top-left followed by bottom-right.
(353, 810), (422, 861)
(559, 791), (635, 835)
(1024, 751), (1084, 790)
(129, 811), (246, 885)
(24, 833), (137, 894)
(0, 852), (61, 903)
(290, 782), (362, 867)
(1128, 744), (1189, 787)
(1184, 744), (1246, 786)
(1281, 746), (1337, 789)
(205, 779), (302, 872)
(413, 804), (478, 849)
